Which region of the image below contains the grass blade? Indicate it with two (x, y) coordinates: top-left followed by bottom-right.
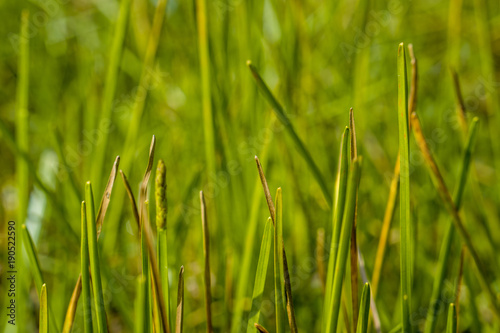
(85, 182), (108, 332)
(349, 108), (359, 333)
(254, 323), (270, 333)
(247, 61), (332, 204)
(325, 157), (362, 333)
(274, 188), (286, 333)
(446, 304), (457, 333)
(323, 127), (349, 330)
(81, 202), (93, 333)
(316, 228), (326, 292)
(62, 157), (120, 333)
(91, 0), (132, 189)
(411, 112), (500, 316)
(135, 276), (147, 333)
(176, 266), (185, 333)
(156, 159), (172, 332)
(397, 42), (412, 333)
(21, 225), (59, 331)
(424, 118), (478, 333)
(200, 191), (213, 332)
(120, 170), (141, 230)
(246, 218), (273, 332)
(356, 283), (371, 333)
(40, 284), (48, 333)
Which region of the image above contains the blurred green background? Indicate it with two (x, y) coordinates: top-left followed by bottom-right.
(1, 0), (500, 331)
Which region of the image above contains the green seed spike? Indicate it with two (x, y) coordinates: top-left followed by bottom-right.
(40, 284), (48, 333)
(397, 42), (412, 333)
(156, 159), (167, 230)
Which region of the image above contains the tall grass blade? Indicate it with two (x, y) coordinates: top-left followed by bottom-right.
(323, 127), (349, 331)
(135, 276), (147, 333)
(21, 225), (59, 331)
(85, 182), (108, 332)
(40, 284), (48, 333)
(176, 266), (185, 333)
(316, 228), (326, 292)
(120, 170), (141, 229)
(349, 108), (359, 333)
(325, 157), (362, 333)
(356, 283), (371, 333)
(446, 304), (457, 333)
(62, 157), (119, 333)
(246, 218), (273, 332)
(372, 43), (418, 298)
(411, 112), (500, 316)
(247, 61), (332, 204)
(81, 202), (93, 333)
(424, 118), (478, 333)
(200, 191), (213, 333)
(91, 0), (132, 189)
(274, 188), (286, 333)
(397, 42), (412, 333)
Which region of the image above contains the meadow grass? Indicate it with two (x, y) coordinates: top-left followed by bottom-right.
(4, 0), (500, 332)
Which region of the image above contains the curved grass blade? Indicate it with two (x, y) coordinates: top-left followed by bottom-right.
(323, 127), (349, 331)
(397, 42), (412, 333)
(356, 283), (371, 333)
(176, 266), (185, 333)
(424, 118), (478, 333)
(40, 284), (48, 333)
(62, 278), (82, 333)
(21, 225), (59, 331)
(81, 202), (93, 333)
(200, 191), (213, 333)
(274, 188), (286, 333)
(247, 218), (273, 332)
(325, 157), (362, 333)
(85, 182), (108, 332)
(120, 170), (141, 230)
(247, 61), (332, 204)
(254, 158), (298, 332)
(446, 304), (457, 333)
(411, 112), (500, 317)
(254, 323), (270, 333)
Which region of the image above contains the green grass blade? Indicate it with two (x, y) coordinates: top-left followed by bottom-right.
(325, 157), (362, 333)
(85, 182), (108, 333)
(40, 284), (48, 333)
(274, 188), (286, 333)
(411, 112), (500, 316)
(135, 276), (147, 333)
(446, 304), (457, 333)
(246, 218), (274, 332)
(81, 202), (93, 333)
(397, 42), (412, 333)
(247, 61), (332, 204)
(200, 191), (213, 333)
(323, 126), (349, 331)
(21, 225), (59, 331)
(349, 109), (359, 333)
(91, 0), (132, 189)
(356, 283), (371, 333)
(424, 118), (479, 333)
(176, 266), (185, 333)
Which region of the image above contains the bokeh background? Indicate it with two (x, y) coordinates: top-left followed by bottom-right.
(1, 0), (500, 332)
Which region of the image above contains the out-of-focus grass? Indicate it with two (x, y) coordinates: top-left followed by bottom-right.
(1, 0), (500, 332)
